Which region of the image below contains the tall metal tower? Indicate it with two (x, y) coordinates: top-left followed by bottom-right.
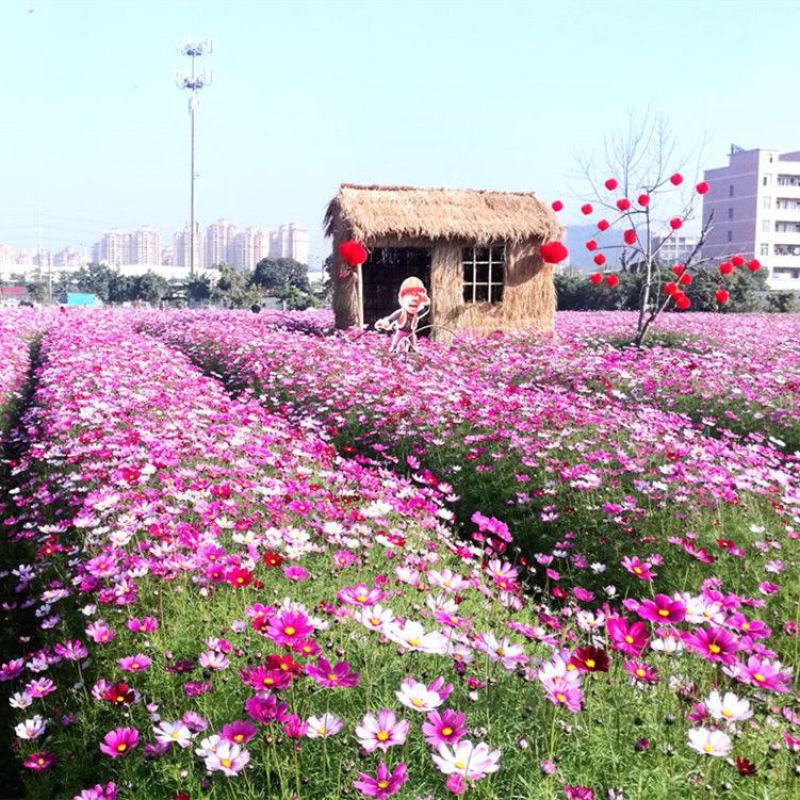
(176, 39), (212, 278)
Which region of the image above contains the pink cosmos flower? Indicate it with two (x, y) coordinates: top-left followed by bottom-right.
(338, 583), (385, 606)
(624, 660), (659, 684)
(306, 658), (360, 688)
(24, 678), (57, 699)
(54, 639), (89, 661)
(355, 709), (409, 752)
(72, 782), (117, 800)
(735, 655), (792, 693)
(281, 713), (309, 739)
(283, 565), (310, 581)
(240, 664), (292, 692)
(127, 617), (158, 634)
(396, 677), (449, 712)
(85, 621), (116, 644)
(265, 610), (314, 648)
(354, 761), (408, 799)
(564, 786), (594, 800)
(621, 556), (655, 581)
(203, 741), (250, 776)
(637, 595), (685, 624)
(306, 713), (344, 739)
(221, 720), (258, 745)
(245, 694), (289, 724)
(606, 617), (649, 656)
(683, 626), (738, 665)
(117, 654), (151, 673)
(541, 675), (584, 712)
(422, 709), (468, 747)
(23, 751), (57, 772)
(99, 727), (139, 758)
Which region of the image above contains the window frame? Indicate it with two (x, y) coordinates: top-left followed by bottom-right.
(462, 244), (506, 305)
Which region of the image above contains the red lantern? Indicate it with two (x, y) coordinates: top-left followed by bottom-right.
(747, 259), (761, 271)
(585, 239), (598, 251)
(597, 219), (610, 231)
(664, 282), (678, 295)
(669, 217), (683, 230)
(589, 272), (603, 285)
(593, 253), (606, 266)
(581, 203), (593, 216)
(604, 178), (619, 191)
(676, 295), (691, 310)
(616, 198), (631, 212)
(672, 264), (685, 276)
(715, 289), (730, 304)
(637, 194), (650, 207)
(606, 274), (619, 288)
(696, 181), (710, 194)
(670, 173), (684, 186)
(623, 229), (637, 245)
(731, 255), (745, 267)
(338, 240), (368, 267)
(539, 241), (569, 264)
(551, 200), (564, 212)
(719, 262), (733, 276)
(678, 272), (692, 286)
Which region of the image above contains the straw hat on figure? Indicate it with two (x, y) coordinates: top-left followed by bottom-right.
(375, 276), (430, 353)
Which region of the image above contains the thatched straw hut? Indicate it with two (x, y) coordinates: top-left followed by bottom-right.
(325, 183), (561, 337)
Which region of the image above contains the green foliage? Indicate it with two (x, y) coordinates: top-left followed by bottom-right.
(253, 257), (311, 295)
(184, 274), (212, 303)
(765, 291), (798, 313)
(210, 265), (263, 308)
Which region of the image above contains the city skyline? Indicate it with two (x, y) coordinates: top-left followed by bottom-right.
(2, 1), (799, 273)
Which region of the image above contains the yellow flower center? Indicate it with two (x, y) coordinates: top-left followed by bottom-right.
(624, 635), (634, 644)
(36, 758), (44, 766)
(317, 727), (327, 735)
(709, 644), (721, 654)
(556, 692), (567, 702)
(442, 727), (454, 736)
(633, 567), (642, 574)
(327, 673), (339, 682)
(370, 618), (381, 627)
(284, 626), (296, 636)
(356, 595), (367, 603)
(377, 731), (390, 742)
(722, 710), (732, 718)
(636, 669), (646, 678)
(234, 734), (244, 742)
(116, 743), (127, 752)
(753, 672), (765, 682)
(703, 744), (714, 754)
(658, 609), (669, 617)
(586, 659), (596, 669)
(454, 760), (466, 770)
(412, 699), (424, 707)
(408, 638), (420, 647)
(221, 758), (232, 768)
(378, 780), (390, 789)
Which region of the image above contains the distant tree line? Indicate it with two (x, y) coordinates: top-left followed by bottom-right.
(11, 257), (327, 310)
(555, 267), (796, 313)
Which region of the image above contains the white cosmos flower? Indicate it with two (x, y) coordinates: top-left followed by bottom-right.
(384, 620), (448, 655)
(396, 678), (444, 713)
(431, 740), (501, 780)
(154, 720), (194, 749)
(687, 727), (731, 757)
(15, 715), (46, 740)
(705, 691), (752, 723)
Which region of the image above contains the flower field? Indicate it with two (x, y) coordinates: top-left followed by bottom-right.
(1, 309), (799, 800)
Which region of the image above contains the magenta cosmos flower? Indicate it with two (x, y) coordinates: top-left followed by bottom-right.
(354, 762), (408, 799)
(736, 655), (792, 692)
(306, 657), (360, 688)
(355, 709), (409, 752)
(265, 610), (314, 648)
(683, 626), (738, 665)
(637, 594), (686, 624)
(99, 727), (139, 758)
(621, 556), (655, 581)
(422, 709), (468, 747)
(606, 618), (649, 656)
(220, 720), (258, 745)
(117, 654), (151, 673)
(23, 751), (57, 772)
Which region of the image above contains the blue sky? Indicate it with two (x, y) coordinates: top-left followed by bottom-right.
(1, 0), (798, 265)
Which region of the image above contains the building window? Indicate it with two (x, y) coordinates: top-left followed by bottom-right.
(762, 219), (771, 232)
(462, 245), (505, 304)
(727, 207), (734, 220)
(763, 174), (771, 186)
(760, 244), (769, 256)
(728, 185), (734, 197)
(763, 196), (771, 209)
(727, 231), (733, 243)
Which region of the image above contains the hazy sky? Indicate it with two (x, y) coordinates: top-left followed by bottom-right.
(1, 0), (798, 265)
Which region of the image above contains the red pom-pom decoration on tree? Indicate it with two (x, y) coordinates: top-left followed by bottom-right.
(678, 272), (692, 286)
(593, 253), (607, 266)
(675, 293), (691, 310)
(715, 289), (730, 304)
(719, 261), (733, 276)
(731, 255), (745, 267)
(623, 229), (637, 245)
(585, 239), (598, 251)
(664, 282), (678, 295)
(696, 181), (710, 194)
(552, 200), (564, 212)
(338, 240), (368, 267)
(669, 217), (683, 230)
(581, 203), (594, 216)
(539, 241), (569, 264)
(669, 173), (684, 186)
(747, 259), (761, 271)
(637, 194), (650, 207)
(589, 272), (603, 285)
(597, 219), (610, 231)
(604, 178), (619, 191)
(606, 274), (619, 288)
(616, 198), (631, 211)
(672, 264), (685, 276)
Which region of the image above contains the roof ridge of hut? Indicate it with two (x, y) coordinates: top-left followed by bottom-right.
(325, 182), (560, 244)
(338, 182), (539, 198)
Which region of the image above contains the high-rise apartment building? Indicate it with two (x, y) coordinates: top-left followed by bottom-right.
(94, 229), (132, 266)
(702, 147), (800, 291)
(53, 247), (84, 267)
(229, 227), (270, 270)
(268, 223), (309, 264)
(652, 234), (699, 265)
(205, 219), (237, 266)
(174, 227), (206, 269)
(130, 227), (162, 265)
(0, 244), (14, 266)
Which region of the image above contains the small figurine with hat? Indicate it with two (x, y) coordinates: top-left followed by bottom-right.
(375, 276), (430, 353)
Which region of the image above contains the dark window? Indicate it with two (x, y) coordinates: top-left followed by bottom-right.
(729, 185), (734, 197)
(728, 207), (734, 220)
(462, 244), (505, 304)
(727, 230), (733, 243)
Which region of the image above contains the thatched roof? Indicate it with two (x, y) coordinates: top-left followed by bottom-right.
(325, 183), (560, 245)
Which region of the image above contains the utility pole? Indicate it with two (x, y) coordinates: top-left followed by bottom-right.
(176, 39), (212, 279)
